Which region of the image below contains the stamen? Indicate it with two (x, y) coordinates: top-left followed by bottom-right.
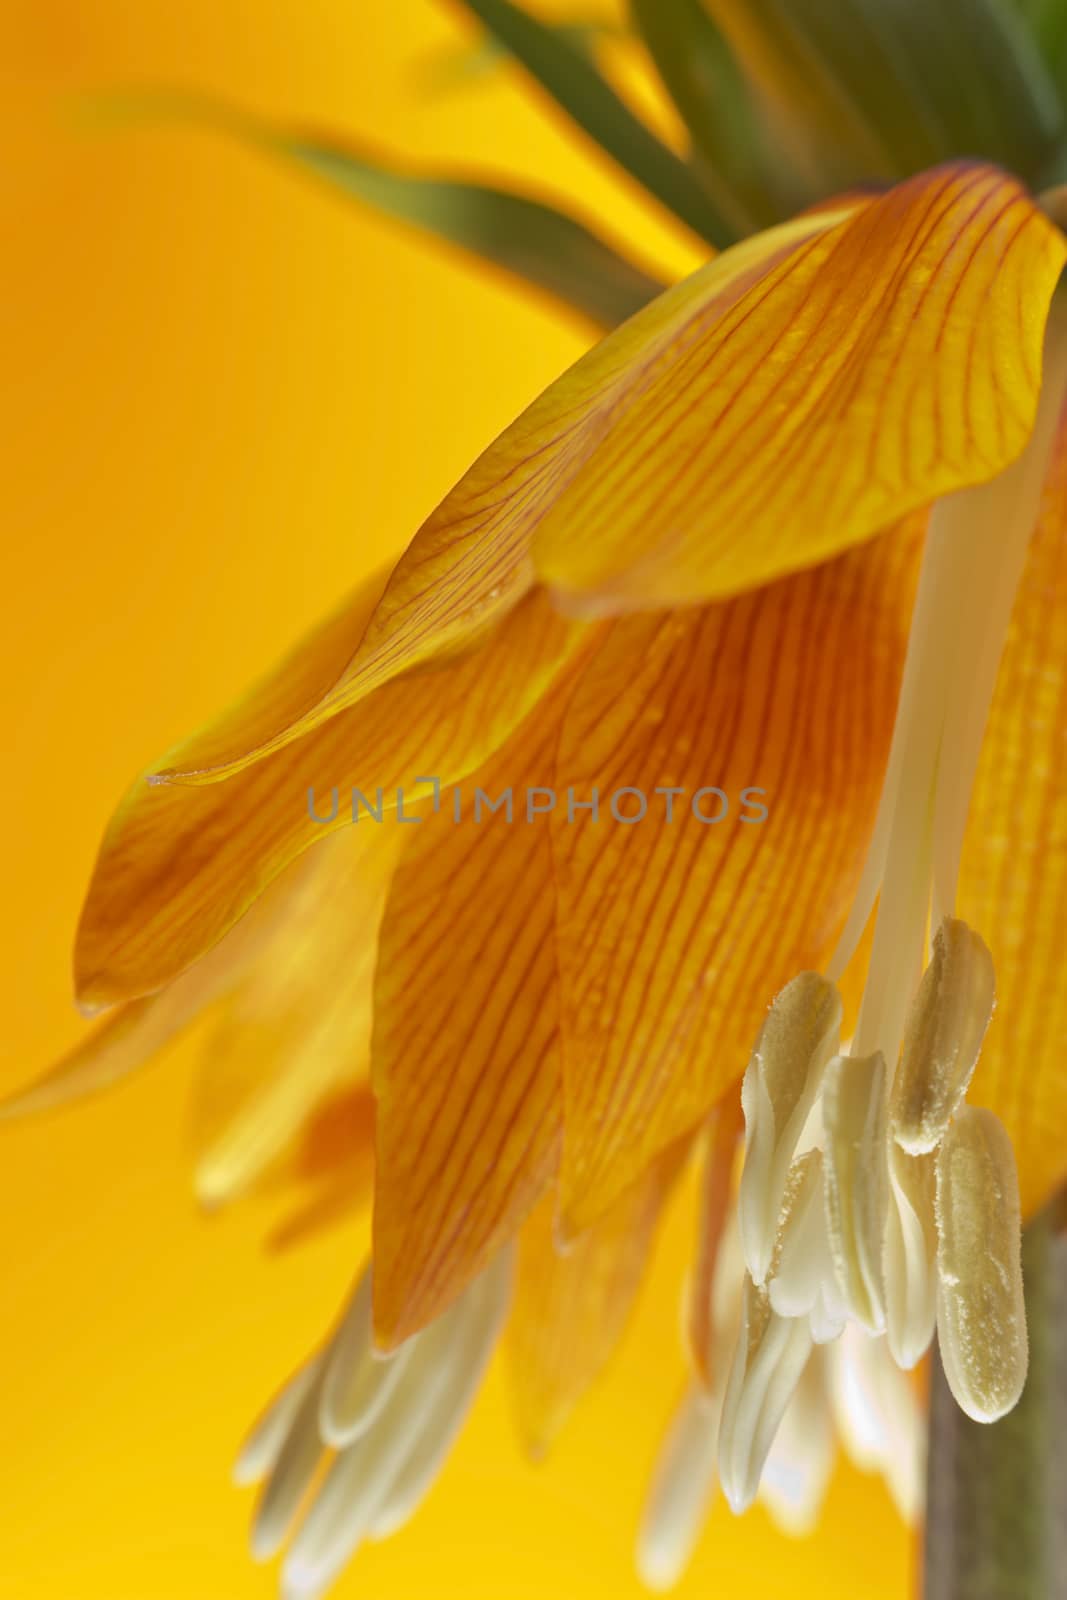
(250, 1361), (329, 1561)
(758, 1351), (834, 1537)
(931, 298), (1067, 927)
(827, 1325), (924, 1524)
(890, 919), (995, 1155)
(281, 1259), (510, 1598)
(821, 1052), (888, 1333)
(717, 1273), (814, 1514)
(319, 1267), (418, 1448)
(769, 1151), (847, 1344)
(369, 1265), (509, 1540)
(636, 1387), (721, 1592)
(883, 1144), (937, 1371)
(934, 1107), (1028, 1423)
(737, 973), (842, 1285)
(234, 1354), (323, 1488)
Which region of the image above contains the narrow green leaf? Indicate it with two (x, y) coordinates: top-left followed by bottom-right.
(450, 0), (737, 247)
(628, 0), (814, 230)
(709, 0), (1063, 188)
(79, 90), (667, 330)
(1010, 0), (1067, 108)
(420, 17), (628, 95)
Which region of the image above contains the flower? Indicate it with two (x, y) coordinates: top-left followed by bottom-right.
(15, 4), (1067, 1595)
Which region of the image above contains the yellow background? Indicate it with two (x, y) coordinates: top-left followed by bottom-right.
(2, 3), (910, 1595)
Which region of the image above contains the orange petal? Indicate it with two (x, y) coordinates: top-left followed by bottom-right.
(153, 565), (389, 782)
(265, 1086), (378, 1253)
(687, 1096), (744, 1390)
(507, 1140), (688, 1458)
(369, 659), (592, 1348)
(1, 843), (307, 1116)
(75, 589), (583, 1007)
(960, 414), (1067, 1216)
(153, 206), (855, 786)
(188, 826), (400, 1207)
(553, 521), (924, 1230)
(533, 164), (1066, 610)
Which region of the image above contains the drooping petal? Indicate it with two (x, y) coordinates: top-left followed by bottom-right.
(188, 826), (400, 1207)
(369, 664), (586, 1347)
(150, 208), (857, 791)
(75, 589), (582, 1007)
(533, 165), (1066, 610)
(554, 523), (922, 1229)
(506, 1142), (687, 1459)
(2, 839), (312, 1115)
(958, 414), (1067, 1214)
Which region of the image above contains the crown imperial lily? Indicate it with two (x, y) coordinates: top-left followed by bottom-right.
(13, 25), (1067, 1590)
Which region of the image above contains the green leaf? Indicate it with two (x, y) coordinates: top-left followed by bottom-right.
(450, 0), (738, 247)
(628, 0), (815, 230)
(420, 17), (628, 94)
(1010, 0), (1067, 103)
(78, 90), (667, 330)
(708, 0), (1063, 187)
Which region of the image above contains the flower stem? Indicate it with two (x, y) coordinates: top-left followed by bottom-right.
(923, 1203), (1067, 1599)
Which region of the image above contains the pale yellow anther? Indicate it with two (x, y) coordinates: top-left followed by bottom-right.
(768, 1151), (846, 1344)
(738, 973), (842, 1286)
(934, 1106), (1027, 1423)
(884, 1144), (937, 1370)
(822, 1051), (888, 1334)
(717, 1274), (814, 1515)
(891, 918), (995, 1155)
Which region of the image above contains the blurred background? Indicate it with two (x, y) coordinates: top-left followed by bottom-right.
(2, 3), (910, 1594)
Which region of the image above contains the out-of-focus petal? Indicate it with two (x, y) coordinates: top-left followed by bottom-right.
(506, 1140), (688, 1459)
(189, 826), (400, 1207)
(533, 165), (1065, 610)
(554, 524), (923, 1229)
(959, 410), (1067, 1215)
(75, 590), (582, 1008)
(687, 1097), (743, 1389)
(369, 665), (586, 1348)
(1, 844), (308, 1115)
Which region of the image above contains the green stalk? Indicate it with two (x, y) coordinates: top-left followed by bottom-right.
(924, 1206), (1067, 1600)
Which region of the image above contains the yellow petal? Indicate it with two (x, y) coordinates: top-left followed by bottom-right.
(153, 565), (389, 782)
(369, 666), (586, 1348)
(189, 826), (400, 1207)
(75, 589), (582, 1007)
(554, 522), (923, 1230)
(507, 1142), (687, 1459)
(533, 164), (1065, 610)
(150, 207), (853, 786)
(959, 417), (1067, 1215)
(1, 844), (306, 1116)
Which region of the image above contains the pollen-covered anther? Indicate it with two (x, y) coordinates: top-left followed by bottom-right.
(738, 973), (842, 1286)
(890, 918), (995, 1155)
(822, 1051), (889, 1334)
(768, 1151), (846, 1344)
(717, 1273), (814, 1515)
(934, 1106), (1027, 1424)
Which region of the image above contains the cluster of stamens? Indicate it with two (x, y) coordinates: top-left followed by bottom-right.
(718, 917), (1027, 1516)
